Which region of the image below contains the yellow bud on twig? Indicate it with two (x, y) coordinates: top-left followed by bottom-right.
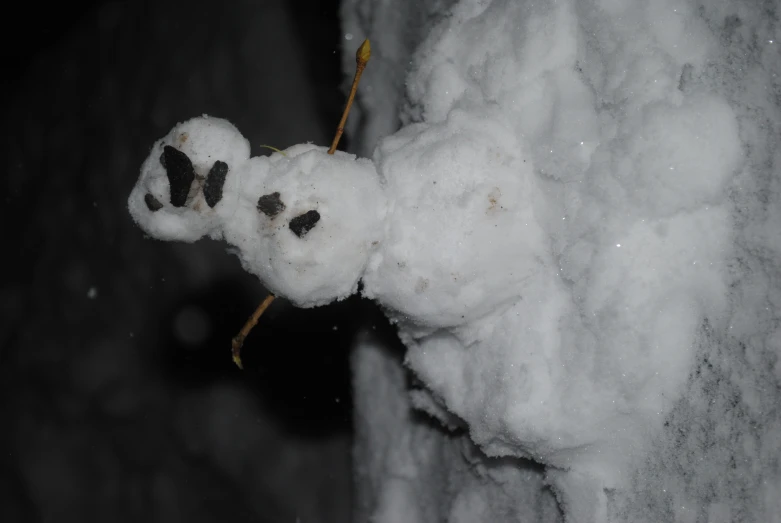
(328, 39), (371, 155)
(356, 39), (371, 66)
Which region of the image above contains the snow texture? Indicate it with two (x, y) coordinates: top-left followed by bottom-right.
(129, 0), (781, 521)
(129, 116), (251, 242)
(344, 0), (781, 521)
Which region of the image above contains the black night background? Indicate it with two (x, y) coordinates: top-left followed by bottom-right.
(1, 1), (394, 521)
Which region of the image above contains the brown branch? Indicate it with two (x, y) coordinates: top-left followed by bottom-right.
(328, 39), (372, 155)
(231, 41), (372, 368)
(231, 293), (276, 369)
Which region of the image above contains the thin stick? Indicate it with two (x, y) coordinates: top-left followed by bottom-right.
(231, 40), (371, 369)
(231, 293), (275, 369)
(328, 39), (371, 155)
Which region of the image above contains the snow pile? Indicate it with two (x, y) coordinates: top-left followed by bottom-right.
(343, 0), (781, 521)
(351, 333), (562, 522)
(129, 0), (781, 520)
(358, 0), (742, 507)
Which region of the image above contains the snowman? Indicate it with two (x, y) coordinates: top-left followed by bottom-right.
(127, 22), (744, 520)
(128, 38), (616, 503)
(128, 38), (544, 356)
(128, 107), (542, 314)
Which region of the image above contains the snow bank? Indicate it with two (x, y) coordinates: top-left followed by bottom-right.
(343, 0), (781, 521)
(352, 0), (740, 505)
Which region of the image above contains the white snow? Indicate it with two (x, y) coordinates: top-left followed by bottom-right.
(222, 143), (386, 306)
(129, 0), (781, 520)
(128, 116), (251, 242)
(363, 109), (546, 327)
(129, 122), (386, 307)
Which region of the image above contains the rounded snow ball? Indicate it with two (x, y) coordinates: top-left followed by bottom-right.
(128, 115), (251, 242)
(223, 144), (387, 308)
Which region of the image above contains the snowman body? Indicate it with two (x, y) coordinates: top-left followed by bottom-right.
(129, 115), (596, 478)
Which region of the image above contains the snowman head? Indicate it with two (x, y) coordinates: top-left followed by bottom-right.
(222, 144), (387, 308)
(128, 116), (251, 242)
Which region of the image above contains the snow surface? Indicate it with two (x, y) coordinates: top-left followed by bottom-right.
(129, 0), (781, 521)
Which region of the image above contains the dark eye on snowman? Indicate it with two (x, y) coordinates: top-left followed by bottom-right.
(144, 193), (164, 211)
(160, 145), (195, 208)
(257, 192), (286, 217)
(289, 210), (321, 238)
(203, 160), (229, 208)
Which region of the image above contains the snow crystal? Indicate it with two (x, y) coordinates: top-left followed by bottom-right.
(350, 2), (742, 505)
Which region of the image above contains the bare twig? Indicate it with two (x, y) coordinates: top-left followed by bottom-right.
(232, 40), (372, 369)
(231, 293), (275, 369)
(328, 39), (371, 155)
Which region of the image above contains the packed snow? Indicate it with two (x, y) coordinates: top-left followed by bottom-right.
(129, 0), (781, 521)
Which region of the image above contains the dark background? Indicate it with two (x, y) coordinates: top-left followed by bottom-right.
(0, 1), (390, 521)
